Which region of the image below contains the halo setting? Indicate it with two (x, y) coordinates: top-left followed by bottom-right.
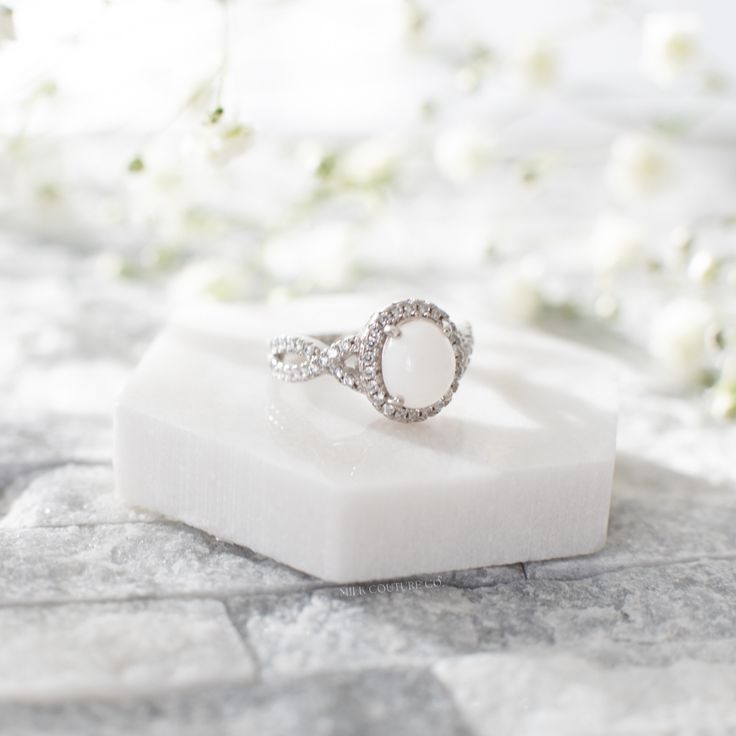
(358, 300), (471, 422)
(270, 298), (472, 423)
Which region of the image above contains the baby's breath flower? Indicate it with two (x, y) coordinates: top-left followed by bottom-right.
(294, 139), (330, 175)
(591, 214), (644, 274)
(710, 381), (736, 420)
(337, 137), (400, 188)
(455, 43), (495, 94)
(207, 123), (253, 166)
(433, 125), (494, 184)
(0, 5), (16, 45)
(594, 293), (620, 321)
(606, 133), (669, 200)
(401, 0), (426, 40)
(722, 354), (736, 384)
(516, 37), (558, 89)
(455, 65), (482, 94)
(664, 225), (694, 268)
(170, 259), (255, 303)
(687, 250), (718, 284)
(641, 12), (701, 88)
(650, 298), (716, 385)
(493, 260), (543, 323)
(710, 353), (736, 419)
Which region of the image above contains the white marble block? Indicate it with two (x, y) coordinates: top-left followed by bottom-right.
(114, 297), (618, 583)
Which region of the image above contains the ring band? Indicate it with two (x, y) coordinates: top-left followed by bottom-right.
(269, 299), (473, 422)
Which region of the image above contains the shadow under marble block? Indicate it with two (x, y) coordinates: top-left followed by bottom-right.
(114, 297), (618, 582)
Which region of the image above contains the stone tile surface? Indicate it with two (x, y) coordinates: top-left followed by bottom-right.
(3, 237), (736, 734)
(0, 670), (472, 736)
(0, 522), (318, 605)
(1, 463), (158, 528)
(0, 599), (254, 700)
(228, 559), (736, 680)
(434, 651), (736, 736)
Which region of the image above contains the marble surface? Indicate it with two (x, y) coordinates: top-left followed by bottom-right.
(2, 235), (736, 735)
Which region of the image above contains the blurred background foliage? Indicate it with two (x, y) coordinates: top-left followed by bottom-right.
(0, 0), (735, 418)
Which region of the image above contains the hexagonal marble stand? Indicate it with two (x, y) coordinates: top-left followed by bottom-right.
(114, 297), (618, 583)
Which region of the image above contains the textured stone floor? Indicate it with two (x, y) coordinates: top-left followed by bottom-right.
(2, 235), (736, 735)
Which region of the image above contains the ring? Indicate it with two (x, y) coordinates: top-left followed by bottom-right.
(269, 298), (473, 422)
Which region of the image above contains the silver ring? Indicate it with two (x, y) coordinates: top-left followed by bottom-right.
(269, 298), (473, 422)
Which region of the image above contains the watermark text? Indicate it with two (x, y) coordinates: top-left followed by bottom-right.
(338, 577), (443, 597)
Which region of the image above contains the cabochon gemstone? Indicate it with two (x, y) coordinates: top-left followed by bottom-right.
(381, 318), (456, 409)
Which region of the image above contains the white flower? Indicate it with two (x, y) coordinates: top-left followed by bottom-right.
(433, 125), (494, 184)
(337, 137), (400, 187)
(294, 139), (330, 175)
(650, 298), (715, 385)
(184, 116), (254, 166)
(710, 355), (736, 420)
(516, 38), (558, 89)
(205, 123), (253, 166)
(664, 225), (694, 269)
(594, 293), (619, 321)
(721, 354), (736, 384)
(493, 260), (543, 323)
(606, 133), (669, 200)
(687, 250), (718, 284)
(169, 259), (255, 303)
(0, 5), (16, 45)
(711, 386), (736, 420)
(196, 119), (253, 166)
(591, 215), (644, 274)
(641, 12), (701, 87)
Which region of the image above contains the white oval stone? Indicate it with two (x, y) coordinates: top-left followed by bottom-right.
(381, 318), (456, 409)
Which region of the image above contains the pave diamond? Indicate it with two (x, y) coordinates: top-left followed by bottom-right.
(270, 299), (473, 422)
